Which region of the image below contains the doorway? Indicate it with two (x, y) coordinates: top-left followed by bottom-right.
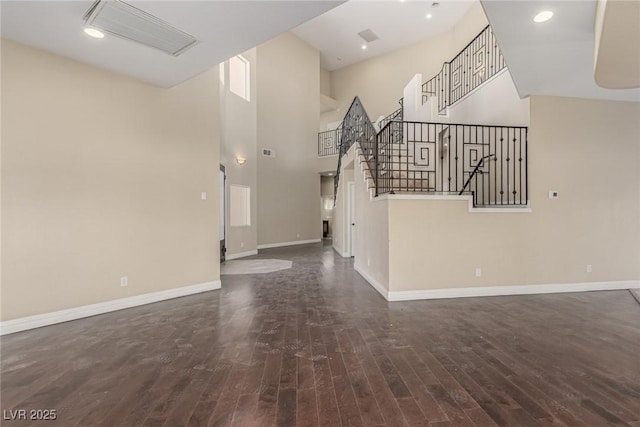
(320, 174), (335, 240)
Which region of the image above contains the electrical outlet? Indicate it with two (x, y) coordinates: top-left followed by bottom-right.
(201, 192), (207, 200)
(586, 264), (592, 273)
(240, 242), (244, 248)
(120, 276), (128, 287)
(475, 268), (482, 278)
(548, 191), (559, 199)
(297, 233), (300, 238)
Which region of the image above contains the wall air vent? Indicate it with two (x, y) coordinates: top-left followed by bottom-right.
(84, 0), (198, 56)
(262, 148), (276, 158)
(358, 29), (379, 43)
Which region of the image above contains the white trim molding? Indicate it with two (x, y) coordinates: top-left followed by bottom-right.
(257, 239), (321, 250)
(225, 250), (258, 260)
(385, 280), (639, 302)
(333, 247), (350, 258)
(354, 264), (389, 300)
(0, 280), (221, 335)
(374, 193), (532, 213)
(354, 269), (638, 302)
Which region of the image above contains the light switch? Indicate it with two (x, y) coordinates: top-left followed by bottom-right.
(201, 192), (207, 201)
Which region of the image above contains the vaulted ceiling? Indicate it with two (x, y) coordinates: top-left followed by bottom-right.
(2, 0), (638, 103)
(0, 1), (344, 87)
(292, 0), (475, 71)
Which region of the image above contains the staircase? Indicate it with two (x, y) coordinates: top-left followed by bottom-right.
(333, 25), (528, 209)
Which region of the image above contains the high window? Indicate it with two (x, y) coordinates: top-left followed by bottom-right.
(229, 55), (250, 101)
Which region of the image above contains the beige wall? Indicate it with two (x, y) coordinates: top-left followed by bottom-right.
(353, 160), (389, 293)
(332, 148), (389, 289)
(1, 40), (221, 320)
(320, 175), (334, 196)
(387, 96), (640, 291)
(326, 32), (452, 128)
(332, 155), (354, 257)
(323, 2), (488, 128)
(320, 68), (331, 97)
(453, 1), (490, 52)
(317, 153), (339, 175)
(220, 49), (258, 257)
(256, 33), (322, 245)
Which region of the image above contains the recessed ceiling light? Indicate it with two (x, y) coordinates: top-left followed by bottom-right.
(533, 11), (554, 23)
(361, 44), (367, 50)
(83, 27), (105, 38)
(426, 13), (433, 19)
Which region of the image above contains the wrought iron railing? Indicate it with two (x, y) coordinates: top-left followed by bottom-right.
(422, 65), (449, 112)
(376, 121), (528, 207)
(332, 26), (519, 207)
(422, 25), (506, 113)
(317, 125), (342, 157)
(378, 107), (403, 131)
(334, 97), (377, 201)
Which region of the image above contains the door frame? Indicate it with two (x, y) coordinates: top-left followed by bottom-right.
(347, 181), (355, 257)
(220, 165), (226, 262)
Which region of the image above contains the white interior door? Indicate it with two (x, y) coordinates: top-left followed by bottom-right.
(348, 182), (355, 257)
(219, 166), (226, 262)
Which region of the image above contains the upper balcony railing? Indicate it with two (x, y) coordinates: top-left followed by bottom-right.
(377, 107), (403, 131)
(318, 126), (341, 157)
(422, 25), (506, 113)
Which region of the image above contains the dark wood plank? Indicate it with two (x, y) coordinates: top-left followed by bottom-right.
(296, 387), (319, 427)
(277, 388), (297, 427)
(2, 242), (639, 427)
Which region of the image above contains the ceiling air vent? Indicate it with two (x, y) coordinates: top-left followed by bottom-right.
(84, 0), (198, 56)
(262, 148), (276, 158)
(358, 29), (379, 43)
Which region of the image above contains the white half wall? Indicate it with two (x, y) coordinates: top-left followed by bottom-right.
(352, 151), (390, 293)
(332, 148), (355, 258)
(447, 69), (530, 126)
(381, 96), (639, 295)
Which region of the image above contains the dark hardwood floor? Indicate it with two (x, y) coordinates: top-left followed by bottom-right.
(2, 241), (639, 426)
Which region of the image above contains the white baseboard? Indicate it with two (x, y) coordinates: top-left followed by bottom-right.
(333, 245), (350, 258)
(257, 239), (321, 250)
(0, 280), (221, 335)
(354, 264), (389, 300)
(225, 250), (258, 260)
(386, 280), (639, 302)
(353, 266), (638, 302)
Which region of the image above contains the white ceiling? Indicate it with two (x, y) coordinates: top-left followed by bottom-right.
(2, 0), (638, 103)
(0, 0), (344, 87)
(292, 0), (475, 71)
(481, 0), (640, 102)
